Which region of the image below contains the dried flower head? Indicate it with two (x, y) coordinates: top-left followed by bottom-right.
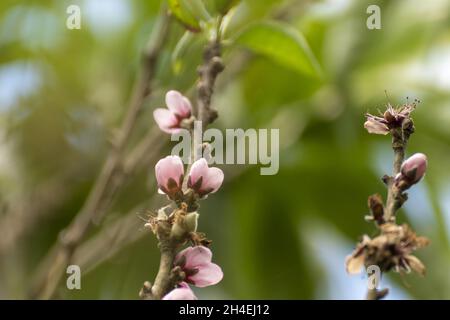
(364, 102), (418, 135)
(346, 223), (429, 275)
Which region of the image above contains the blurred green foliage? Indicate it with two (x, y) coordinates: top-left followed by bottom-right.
(0, 0), (450, 299)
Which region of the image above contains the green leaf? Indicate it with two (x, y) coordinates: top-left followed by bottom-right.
(211, 0), (241, 14)
(168, 0), (202, 32)
(171, 31), (194, 74)
(234, 21), (322, 77)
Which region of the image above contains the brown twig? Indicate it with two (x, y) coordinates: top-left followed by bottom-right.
(29, 10), (171, 299)
(0, 172), (75, 255)
(366, 127), (408, 300)
(196, 42), (224, 129)
(383, 127), (408, 223)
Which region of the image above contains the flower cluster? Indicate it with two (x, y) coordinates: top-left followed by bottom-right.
(149, 90), (224, 300)
(346, 223), (429, 275)
(155, 156), (224, 201)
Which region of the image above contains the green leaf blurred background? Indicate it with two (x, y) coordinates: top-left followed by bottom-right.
(0, 0), (449, 299)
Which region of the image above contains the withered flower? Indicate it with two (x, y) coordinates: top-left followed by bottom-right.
(346, 223), (429, 276)
(364, 102), (417, 135)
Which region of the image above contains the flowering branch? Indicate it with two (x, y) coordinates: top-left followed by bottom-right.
(141, 24), (225, 300)
(346, 101), (430, 300)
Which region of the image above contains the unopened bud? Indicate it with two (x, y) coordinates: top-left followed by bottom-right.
(170, 212), (199, 240)
(170, 221), (185, 240)
(184, 212), (199, 233)
(400, 153), (427, 184)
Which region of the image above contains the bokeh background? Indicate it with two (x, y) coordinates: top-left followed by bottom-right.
(1, 0), (450, 299)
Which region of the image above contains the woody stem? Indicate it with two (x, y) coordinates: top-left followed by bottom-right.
(150, 240), (177, 299)
(368, 128), (408, 300)
(384, 127), (407, 223)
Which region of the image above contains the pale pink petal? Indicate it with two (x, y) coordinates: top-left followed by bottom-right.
(153, 108), (179, 134)
(202, 167), (224, 194)
(182, 97), (193, 116)
(155, 155), (184, 196)
(163, 282), (197, 300)
(188, 158), (209, 188)
(176, 246), (212, 269)
(189, 262), (223, 287)
(364, 119), (389, 135)
(166, 90), (191, 118)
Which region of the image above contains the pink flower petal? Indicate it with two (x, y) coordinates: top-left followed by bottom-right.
(176, 246), (212, 269)
(182, 97), (193, 116)
(166, 90), (191, 118)
(163, 282), (197, 300)
(188, 158), (209, 188)
(202, 167), (224, 194)
(189, 262), (223, 288)
(153, 108), (179, 134)
(155, 155), (184, 197)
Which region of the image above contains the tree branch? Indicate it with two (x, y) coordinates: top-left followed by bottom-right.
(143, 27), (225, 300)
(365, 112), (416, 300)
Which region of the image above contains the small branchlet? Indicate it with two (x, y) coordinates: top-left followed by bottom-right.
(347, 100), (429, 300)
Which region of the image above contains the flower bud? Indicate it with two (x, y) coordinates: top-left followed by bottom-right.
(155, 155), (184, 200)
(171, 212), (199, 240)
(184, 212), (199, 233)
(187, 158), (224, 198)
(400, 153), (427, 184)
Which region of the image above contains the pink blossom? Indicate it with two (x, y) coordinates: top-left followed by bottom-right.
(155, 155), (184, 199)
(175, 246), (223, 288)
(187, 158), (224, 197)
(400, 153), (427, 184)
(166, 90), (192, 118)
(163, 282), (197, 300)
(153, 90), (192, 134)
